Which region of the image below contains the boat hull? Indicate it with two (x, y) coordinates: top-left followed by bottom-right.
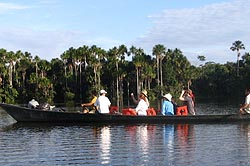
(1, 103), (250, 124)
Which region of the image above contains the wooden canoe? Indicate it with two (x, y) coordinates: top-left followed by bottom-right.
(1, 103), (250, 124)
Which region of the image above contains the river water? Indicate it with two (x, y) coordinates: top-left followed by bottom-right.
(1, 102), (250, 166)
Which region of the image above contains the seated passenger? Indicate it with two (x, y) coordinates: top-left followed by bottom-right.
(161, 93), (174, 115)
(81, 90), (97, 113)
(28, 99), (39, 109)
(240, 87), (250, 114)
(135, 90), (149, 116)
(94, 89), (111, 114)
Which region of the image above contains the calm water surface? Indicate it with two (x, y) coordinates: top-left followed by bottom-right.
(1, 103), (250, 166)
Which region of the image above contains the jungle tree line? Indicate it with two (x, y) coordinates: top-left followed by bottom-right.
(0, 41), (250, 108)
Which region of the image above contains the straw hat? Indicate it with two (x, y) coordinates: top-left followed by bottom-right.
(141, 89), (148, 97)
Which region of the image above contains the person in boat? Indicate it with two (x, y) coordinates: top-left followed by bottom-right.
(179, 89), (195, 115)
(81, 90), (97, 113)
(161, 93), (174, 115)
(135, 89), (149, 116)
(240, 88), (250, 114)
(131, 91), (150, 107)
(94, 89), (111, 114)
(36, 102), (55, 111)
(28, 98), (39, 109)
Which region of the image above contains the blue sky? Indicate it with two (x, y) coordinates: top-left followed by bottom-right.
(1, 0), (250, 65)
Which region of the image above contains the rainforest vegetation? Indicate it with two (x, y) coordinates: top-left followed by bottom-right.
(0, 41), (249, 109)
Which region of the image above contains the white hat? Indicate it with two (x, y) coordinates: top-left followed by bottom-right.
(100, 89), (107, 94)
(163, 93), (172, 101)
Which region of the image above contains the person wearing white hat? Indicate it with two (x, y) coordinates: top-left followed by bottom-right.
(94, 89), (111, 114)
(161, 93), (174, 115)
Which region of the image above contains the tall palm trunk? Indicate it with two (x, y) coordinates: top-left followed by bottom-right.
(8, 63), (13, 87)
(136, 67), (139, 97)
(237, 52), (240, 76)
(160, 57), (163, 94)
(116, 62), (119, 110)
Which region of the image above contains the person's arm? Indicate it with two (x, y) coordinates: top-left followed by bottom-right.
(161, 101), (165, 115)
(240, 98), (249, 110)
(81, 99), (94, 107)
(94, 98), (99, 111)
(81, 102), (91, 107)
(131, 93), (138, 104)
(240, 104), (248, 110)
(179, 90), (185, 101)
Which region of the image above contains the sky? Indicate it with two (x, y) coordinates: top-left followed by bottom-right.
(1, 0), (250, 65)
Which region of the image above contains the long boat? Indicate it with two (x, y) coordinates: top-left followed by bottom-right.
(1, 103), (250, 124)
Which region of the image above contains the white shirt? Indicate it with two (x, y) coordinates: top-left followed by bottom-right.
(135, 99), (148, 116)
(94, 95), (111, 114)
(244, 94), (250, 113)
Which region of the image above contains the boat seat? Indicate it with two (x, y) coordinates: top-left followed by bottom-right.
(146, 108), (156, 116)
(122, 108), (137, 116)
(176, 105), (188, 116)
(110, 106), (118, 114)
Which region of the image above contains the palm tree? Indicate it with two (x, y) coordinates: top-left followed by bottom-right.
(18, 52), (32, 101)
(143, 61), (155, 90)
(153, 44), (166, 110)
(107, 45), (127, 109)
(197, 55), (206, 62)
(152, 44), (166, 92)
(230, 40), (245, 76)
(33, 56), (41, 78)
(130, 46), (144, 96)
(78, 45), (89, 102)
(90, 45), (105, 91)
(38, 60), (51, 78)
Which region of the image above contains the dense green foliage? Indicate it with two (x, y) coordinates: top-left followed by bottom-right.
(0, 41), (250, 107)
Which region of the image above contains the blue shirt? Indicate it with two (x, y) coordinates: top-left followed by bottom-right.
(161, 100), (174, 115)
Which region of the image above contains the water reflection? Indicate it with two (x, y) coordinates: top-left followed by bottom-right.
(99, 126), (111, 164)
(91, 125), (112, 165)
(163, 124), (174, 147)
(124, 124), (157, 164)
(239, 123), (250, 157)
(174, 124), (195, 165)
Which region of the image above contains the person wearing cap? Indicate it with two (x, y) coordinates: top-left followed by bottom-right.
(161, 93), (174, 115)
(94, 89), (111, 114)
(179, 89), (195, 115)
(135, 90), (149, 116)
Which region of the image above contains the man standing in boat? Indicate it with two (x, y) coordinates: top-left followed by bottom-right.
(94, 89), (111, 114)
(240, 88), (250, 114)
